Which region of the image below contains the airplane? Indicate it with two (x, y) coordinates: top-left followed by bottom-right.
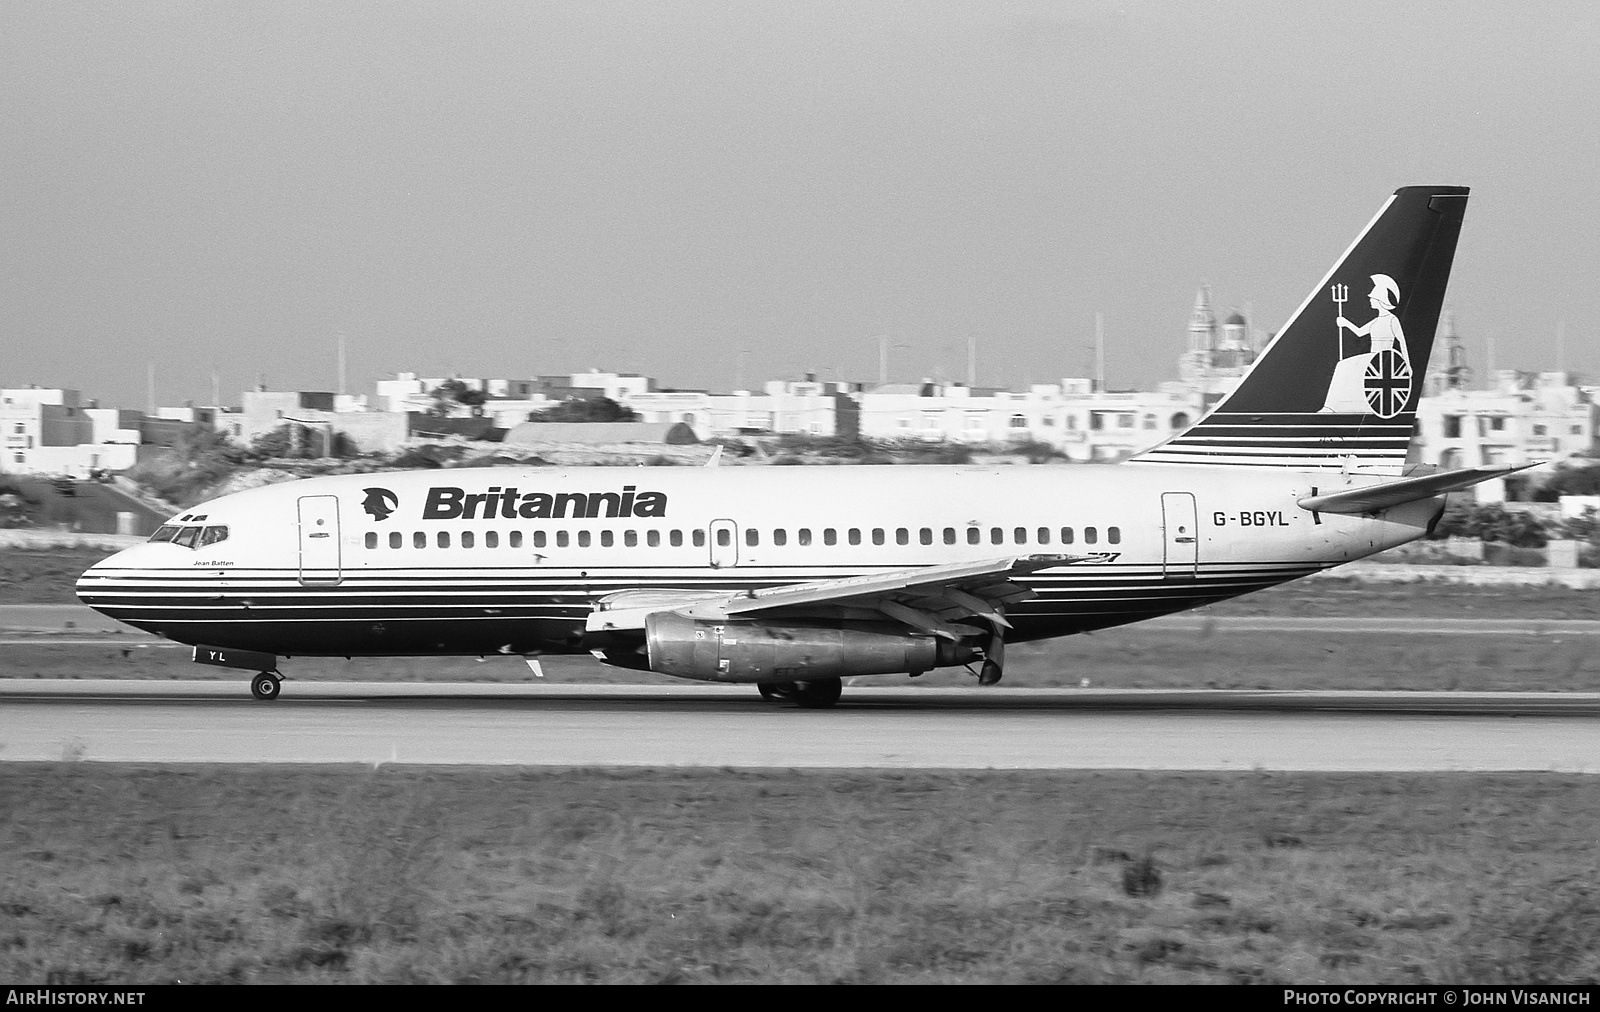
(77, 185), (1513, 706)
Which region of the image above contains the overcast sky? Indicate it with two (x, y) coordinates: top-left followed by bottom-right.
(4, 1), (1598, 409)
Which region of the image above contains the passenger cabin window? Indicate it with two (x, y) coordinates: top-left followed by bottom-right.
(557, 531), (569, 548)
(389, 532), (402, 549)
(1061, 528), (1074, 544)
(578, 531), (591, 548)
(895, 528), (908, 545)
(462, 531), (475, 549)
(990, 528), (1003, 545)
(871, 529), (885, 546)
(1108, 527), (1121, 545)
(485, 531), (499, 549)
(693, 530), (706, 548)
(514, 531), (526, 548)
(798, 529), (811, 546)
(1014, 527), (1027, 544)
(943, 528), (956, 545)
(773, 529), (787, 547)
(414, 532), (426, 549)
(669, 530), (682, 547)
(920, 528), (933, 545)
(966, 528), (979, 545)
(625, 531), (638, 547)
(647, 531), (660, 547)
(437, 532), (450, 549)
(365, 532), (377, 549)
(717, 529), (731, 547)
(601, 531), (613, 547)
(1085, 527), (1098, 545)
(823, 528), (836, 546)
(849, 528), (861, 546)
(1037, 528), (1051, 545)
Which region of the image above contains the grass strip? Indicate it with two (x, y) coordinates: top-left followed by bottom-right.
(2, 766), (1597, 984)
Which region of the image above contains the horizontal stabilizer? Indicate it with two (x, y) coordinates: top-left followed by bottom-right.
(1297, 463), (1534, 515)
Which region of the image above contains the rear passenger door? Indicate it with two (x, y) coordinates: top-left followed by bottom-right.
(1160, 492), (1198, 579)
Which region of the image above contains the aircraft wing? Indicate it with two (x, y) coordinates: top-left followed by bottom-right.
(1297, 463), (1537, 515)
(586, 553), (1089, 637)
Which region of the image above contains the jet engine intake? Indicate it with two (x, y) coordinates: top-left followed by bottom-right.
(644, 611), (978, 683)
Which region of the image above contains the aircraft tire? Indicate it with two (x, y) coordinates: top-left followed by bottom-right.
(757, 682), (795, 702)
(791, 679), (842, 709)
(250, 673), (281, 701)
(978, 661), (1003, 686)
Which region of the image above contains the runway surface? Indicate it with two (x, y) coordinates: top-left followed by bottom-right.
(3, 681), (1597, 770)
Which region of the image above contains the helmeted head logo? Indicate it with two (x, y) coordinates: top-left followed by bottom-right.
(361, 487), (399, 521)
(1321, 272), (1412, 418)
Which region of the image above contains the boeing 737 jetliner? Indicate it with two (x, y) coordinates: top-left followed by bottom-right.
(79, 186), (1505, 705)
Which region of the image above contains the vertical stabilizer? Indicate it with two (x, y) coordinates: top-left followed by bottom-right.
(1132, 186), (1469, 472)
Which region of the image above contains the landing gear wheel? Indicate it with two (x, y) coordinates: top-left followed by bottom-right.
(791, 679), (843, 709)
(250, 672), (282, 701)
(978, 661), (1003, 686)
(757, 683), (795, 702)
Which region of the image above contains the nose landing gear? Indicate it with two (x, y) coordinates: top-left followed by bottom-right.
(191, 646), (285, 701)
(250, 671), (283, 701)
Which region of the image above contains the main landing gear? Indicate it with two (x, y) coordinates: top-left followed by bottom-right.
(978, 626), (1005, 686)
(250, 671), (283, 701)
(757, 679), (843, 708)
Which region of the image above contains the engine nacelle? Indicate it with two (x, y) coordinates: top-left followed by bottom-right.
(643, 611), (979, 683)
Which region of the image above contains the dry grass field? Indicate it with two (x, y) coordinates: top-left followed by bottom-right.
(2, 767), (1598, 984)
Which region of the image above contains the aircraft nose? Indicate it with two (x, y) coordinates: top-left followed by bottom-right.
(76, 546), (133, 611)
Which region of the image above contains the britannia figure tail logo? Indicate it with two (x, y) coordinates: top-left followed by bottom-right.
(1320, 273), (1411, 417)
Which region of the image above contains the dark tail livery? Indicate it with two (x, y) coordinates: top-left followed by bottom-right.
(1132, 185), (1469, 473)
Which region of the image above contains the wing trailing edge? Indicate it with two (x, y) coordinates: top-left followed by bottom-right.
(1296, 463), (1535, 515)
(585, 553), (1088, 633)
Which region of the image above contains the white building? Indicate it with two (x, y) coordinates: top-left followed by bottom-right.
(856, 379), (1201, 462)
(624, 376), (859, 441)
(1, 387), (140, 476)
(1414, 370), (1598, 501)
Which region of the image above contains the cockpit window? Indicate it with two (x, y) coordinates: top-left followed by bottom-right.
(150, 523), (229, 548)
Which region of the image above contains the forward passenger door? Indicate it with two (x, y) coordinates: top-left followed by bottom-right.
(297, 495), (342, 586)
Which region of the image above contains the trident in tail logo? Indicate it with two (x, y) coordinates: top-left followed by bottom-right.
(1330, 283), (1349, 356)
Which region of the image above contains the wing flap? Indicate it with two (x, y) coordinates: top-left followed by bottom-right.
(585, 553), (1088, 633)
(709, 553), (1086, 618)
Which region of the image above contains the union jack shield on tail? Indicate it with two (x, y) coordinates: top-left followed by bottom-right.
(1364, 349), (1412, 419)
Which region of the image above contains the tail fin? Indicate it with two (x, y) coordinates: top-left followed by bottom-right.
(1131, 185), (1469, 473)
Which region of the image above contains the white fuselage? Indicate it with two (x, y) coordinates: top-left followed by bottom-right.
(76, 463), (1440, 666)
